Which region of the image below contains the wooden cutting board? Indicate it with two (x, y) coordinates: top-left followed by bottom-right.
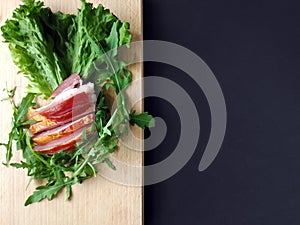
(0, 1), (143, 225)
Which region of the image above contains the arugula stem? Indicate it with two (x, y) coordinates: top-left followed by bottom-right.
(72, 155), (90, 178)
(87, 162), (97, 177)
(99, 109), (118, 139)
(25, 134), (50, 168)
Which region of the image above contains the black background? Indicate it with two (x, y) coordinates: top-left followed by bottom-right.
(143, 0), (300, 224)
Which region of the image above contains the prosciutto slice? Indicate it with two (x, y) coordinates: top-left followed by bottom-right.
(33, 124), (93, 154)
(29, 75), (97, 154)
(33, 82), (96, 116)
(32, 114), (94, 145)
(50, 73), (81, 98)
(29, 107), (95, 135)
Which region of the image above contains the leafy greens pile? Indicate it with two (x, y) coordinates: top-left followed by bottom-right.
(0, 0), (153, 206)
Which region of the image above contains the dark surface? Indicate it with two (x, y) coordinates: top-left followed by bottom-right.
(143, 0), (300, 224)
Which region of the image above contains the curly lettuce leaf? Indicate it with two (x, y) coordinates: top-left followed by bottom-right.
(1, 1), (68, 96)
(1, 0), (132, 96)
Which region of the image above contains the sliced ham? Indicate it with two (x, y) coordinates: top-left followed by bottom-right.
(33, 124), (93, 154)
(33, 82), (95, 116)
(50, 73), (81, 98)
(29, 75), (98, 154)
(41, 92), (89, 117)
(29, 106), (95, 135)
(32, 114), (94, 145)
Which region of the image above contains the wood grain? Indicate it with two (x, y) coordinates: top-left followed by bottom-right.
(0, 1), (143, 225)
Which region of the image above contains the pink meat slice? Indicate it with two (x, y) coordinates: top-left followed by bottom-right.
(33, 123), (93, 153)
(32, 114), (95, 145)
(29, 74), (98, 154)
(30, 107), (95, 135)
(50, 73), (82, 98)
(33, 82), (96, 116)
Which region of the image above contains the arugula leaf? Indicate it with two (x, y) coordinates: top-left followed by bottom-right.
(104, 158), (116, 170)
(24, 179), (76, 206)
(129, 110), (155, 129)
(0, 90), (35, 166)
(16, 94), (36, 123)
(119, 22), (132, 47)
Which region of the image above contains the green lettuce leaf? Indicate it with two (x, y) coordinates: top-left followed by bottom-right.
(1, 0), (132, 96)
